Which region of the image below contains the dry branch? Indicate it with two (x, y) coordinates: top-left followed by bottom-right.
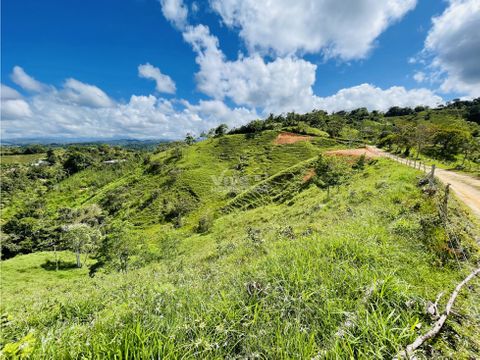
(394, 267), (480, 359)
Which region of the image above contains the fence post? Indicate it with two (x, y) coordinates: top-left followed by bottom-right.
(441, 184), (450, 222)
(427, 164), (436, 189)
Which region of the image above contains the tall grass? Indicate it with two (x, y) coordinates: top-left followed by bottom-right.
(1, 135), (479, 358)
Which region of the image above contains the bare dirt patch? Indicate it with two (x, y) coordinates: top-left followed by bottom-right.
(325, 147), (380, 159)
(303, 168), (315, 183)
(274, 132), (311, 145)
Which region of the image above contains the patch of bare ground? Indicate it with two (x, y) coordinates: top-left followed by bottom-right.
(303, 168), (315, 183)
(274, 132), (311, 145)
(325, 147), (380, 159)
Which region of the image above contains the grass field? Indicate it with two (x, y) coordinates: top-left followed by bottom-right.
(1, 152), (479, 358)
(1, 153), (46, 165)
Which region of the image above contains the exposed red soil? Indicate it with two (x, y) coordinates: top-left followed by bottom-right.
(274, 132), (311, 145)
(325, 147), (380, 159)
(302, 168), (315, 183)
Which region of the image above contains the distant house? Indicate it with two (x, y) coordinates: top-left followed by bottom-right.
(32, 159), (49, 167)
(103, 159), (127, 164)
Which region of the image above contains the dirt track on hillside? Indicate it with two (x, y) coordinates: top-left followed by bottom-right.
(326, 147), (380, 159)
(368, 146), (480, 219)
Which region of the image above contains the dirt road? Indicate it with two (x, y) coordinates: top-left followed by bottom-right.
(368, 146), (480, 219)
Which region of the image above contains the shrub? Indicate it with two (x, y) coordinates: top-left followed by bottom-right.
(313, 155), (352, 196)
(63, 151), (95, 174)
(146, 161), (163, 175)
(197, 214), (213, 233)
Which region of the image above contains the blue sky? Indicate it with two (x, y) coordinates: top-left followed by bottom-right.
(2, 0), (480, 140)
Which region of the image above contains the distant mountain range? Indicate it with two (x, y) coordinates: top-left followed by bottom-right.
(1, 137), (173, 146)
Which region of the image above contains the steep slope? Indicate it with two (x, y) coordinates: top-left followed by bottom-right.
(1, 143), (479, 359)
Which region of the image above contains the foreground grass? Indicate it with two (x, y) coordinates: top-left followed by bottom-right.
(1, 159), (479, 359)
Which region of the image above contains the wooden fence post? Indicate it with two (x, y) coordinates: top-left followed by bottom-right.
(427, 164), (436, 189)
(442, 184), (450, 221)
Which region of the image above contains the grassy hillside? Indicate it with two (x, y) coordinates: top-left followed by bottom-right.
(0, 153), (46, 165)
(1, 131), (479, 358)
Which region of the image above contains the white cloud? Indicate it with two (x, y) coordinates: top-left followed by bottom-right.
(1, 67), (257, 140)
(160, 0), (188, 29)
(423, 0), (480, 97)
(314, 83), (442, 112)
(181, 24), (442, 115)
(61, 78), (114, 108)
(1, 99), (33, 119)
(138, 63), (176, 94)
(182, 99), (257, 129)
(211, 0), (417, 59)
(11, 66), (46, 92)
(1, 84), (22, 100)
(2, 36), (444, 142)
(413, 71), (426, 83)
(183, 25), (318, 114)
(1, 84), (33, 119)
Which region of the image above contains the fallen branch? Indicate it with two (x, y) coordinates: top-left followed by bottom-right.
(394, 267), (480, 359)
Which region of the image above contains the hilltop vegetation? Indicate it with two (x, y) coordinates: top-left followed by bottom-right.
(1, 102), (480, 358)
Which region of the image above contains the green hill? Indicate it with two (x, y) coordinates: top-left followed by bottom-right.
(1, 120), (480, 358)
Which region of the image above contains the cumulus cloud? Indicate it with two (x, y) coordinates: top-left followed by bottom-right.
(11, 66), (46, 92)
(211, 0), (417, 59)
(1, 67), (257, 140)
(138, 63), (176, 94)
(1, 65), (442, 140)
(182, 99), (257, 129)
(314, 84), (442, 112)
(1, 99), (33, 119)
(160, 0), (188, 29)
(1, 84), (33, 119)
(183, 25), (317, 113)
(413, 71), (426, 83)
(62, 78), (114, 108)
(181, 24), (442, 115)
(423, 0), (480, 97)
(1, 84), (22, 100)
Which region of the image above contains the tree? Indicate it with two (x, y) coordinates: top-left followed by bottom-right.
(413, 123), (433, 159)
(46, 149), (57, 164)
(214, 124), (228, 137)
(459, 137), (480, 167)
(340, 127), (360, 147)
(62, 223), (101, 268)
(348, 108), (369, 122)
(432, 127), (471, 159)
(313, 156), (351, 197)
(63, 151), (94, 174)
(325, 115), (345, 137)
(393, 122), (416, 155)
(244, 120), (264, 133)
(466, 103), (480, 124)
(184, 133), (196, 145)
(94, 223), (144, 273)
(22, 144), (47, 154)
(385, 106), (414, 117)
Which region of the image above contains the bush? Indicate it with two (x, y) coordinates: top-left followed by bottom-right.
(63, 151), (95, 174)
(313, 155), (352, 195)
(146, 161), (163, 175)
(196, 214), (213, 233)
